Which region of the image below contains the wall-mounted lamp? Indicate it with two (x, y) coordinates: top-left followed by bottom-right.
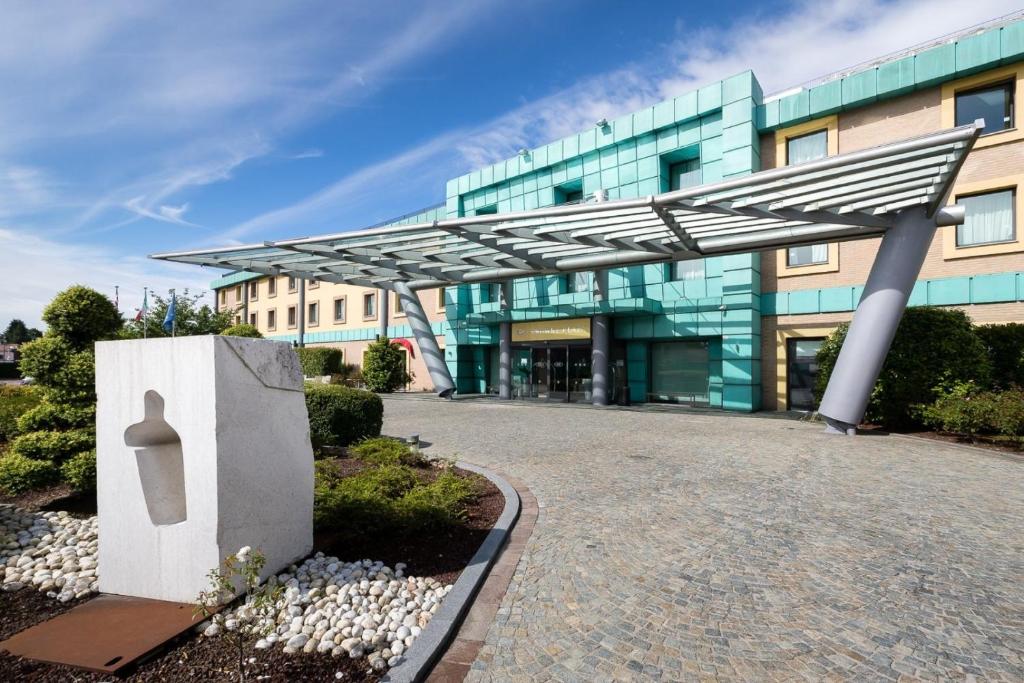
(518, 148), (530, 157)
(595, 118), (609, 129)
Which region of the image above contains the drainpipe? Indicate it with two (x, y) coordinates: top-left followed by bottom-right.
(242, 281), (249, 325)
(378, 288), (389, 339)
(297, 279), (306, 348)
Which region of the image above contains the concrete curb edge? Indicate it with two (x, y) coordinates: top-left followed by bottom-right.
(381, 461), (521, 683)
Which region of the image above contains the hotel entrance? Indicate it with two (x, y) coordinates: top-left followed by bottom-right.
(515, 344), (593, 401)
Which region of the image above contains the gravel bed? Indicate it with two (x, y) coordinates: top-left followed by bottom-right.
(1, 505), (98, 602)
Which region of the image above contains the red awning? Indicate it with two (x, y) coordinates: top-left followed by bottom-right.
(392, 337), (415, 358)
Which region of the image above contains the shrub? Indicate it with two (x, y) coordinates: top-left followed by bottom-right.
(988, 388), (1024, 437)
(815, 307), (990, 429)
(0, 385), (41, 442)
(350, 436), (425, 467)
(304, 384), (383, 449)
(10, 428), (96, 462)
(18, 340), (95, 403)
(361, 337), (411, 393)
(296, 347), (343, 377)
(219, 323), (263, 338)
(0, 453), (59, 494)
(17, 402), (95, 433)
(61, 450), (97, 491)
(17, 336), (72, 387)
(976, 323), (1024, 389)
(394, 470), (476, 531)
(41, 285), (121, 349)
(918, 384), (1024, 438)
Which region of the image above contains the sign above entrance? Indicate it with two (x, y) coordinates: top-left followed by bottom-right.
(512, 318), (591, 342)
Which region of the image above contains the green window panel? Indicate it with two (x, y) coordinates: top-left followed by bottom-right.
(723, 359), (759, 385)
(674, 91), (699, 122)
(505, 157), (519, 178)
(722, 98), (755, 128)
(722, 70), (757, 104)
(1003, 22), (1024, 61)
(562, 135), (579, 159)
(700, 136), (723, 163)
(446, 178), (458, 198)
(579, 128), (597, 154)
(927, 277), (971, 305)
(492, 162), (506, 183)
(617, 140), (637, 164)
(583, 152), (601, 176)
(619, 182), (639, 199)
(723, 383), (759, 412)
(722, 147), (758, 177)
(634, 108), (654, 135)
(722, 334), (760, 360)
(531, 146), (548, 169)
(788, 289), (820, 314)
(597, 124), (615, 148)
(820, 287), (855, 312)
(656, 127), (678, 153)
(915, 43), (956, 85)
(637, 155), (660, 180)
(523, 174), (537, 193)
(779, 91), (809, 124)
(700, 112), (723, 140)
(565, 157), (583, 180)
(758, 99), (780, 129)
(698, 82), (722, 114)
(618, 161), (638, 185)
(599, 145), (617, 169)
(480, 166), (493, 186)
(653, 99), (675, 129)
(971, 272), (1017, 303)
(636, 132), (658, 159)
(956, 29), (1001, 74)
(547, 140), (563, 164)
(677, 119), (701, 148)
(809, 79), (843, 116)
(457, 175), (470, 194)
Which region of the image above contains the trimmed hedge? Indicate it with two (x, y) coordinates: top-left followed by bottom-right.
(0, 453), (59, 495)
(304, 384), (383, 450)
(61, 450), (97, 491)
(0, 385), (40, 442)
(16, 402), (95, 434)
(815, 307), (990, 429)
(350, 436), (425, 467)
(976, 323), (1024, 389)
(220, 323), (263, 338)
(918, 384), (1024, 438)
(10, 428), (96, 462)
(296, 347), (343, 377)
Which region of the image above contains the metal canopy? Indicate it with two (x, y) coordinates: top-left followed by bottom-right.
(152, 122), (981, 290)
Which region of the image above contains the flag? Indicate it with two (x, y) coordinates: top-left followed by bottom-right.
(162, 292), (176, 334)
(134, 290), (148, 322)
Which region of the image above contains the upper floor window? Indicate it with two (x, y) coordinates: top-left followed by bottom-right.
(248, 312), (257, 326)
(333, 297), (346, 323)
(234, 285), (242, 300)
(249, 282), (258, 301)
(363, 292), (377, 319)
(218, 290), (226, 305)
(267, 309), (277, 330)
(565, 271), (590, 293)
(288, 276), (297, 292)
(307, 302), (319, 326)
(671, 260), (705, 281)
(787, 244), (829, 267)
(668, 159), (701, 191)
(436, 287), (446, 311)
(956, 81), (1014, 134)
(956, 189), (1015, 247)
(786, 129), (828, 165)
(555, 182), (584, 205)
(287, 306), (297, 328)
(474, 204), (497, 216)
(483, 282), (502, 304)
(268, 277), (277, 296)
(393, 292), (405, 316)
(308, 280), (319, 289)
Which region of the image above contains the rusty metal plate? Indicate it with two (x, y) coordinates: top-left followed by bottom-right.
(0, 594), (209, 674)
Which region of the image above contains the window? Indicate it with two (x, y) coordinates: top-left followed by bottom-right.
(393, 293), (405, 316)
(268, 278), (277, 297)
(218, 290), (226, 305)
(333, 297), (346, 323)
(956, 81), (1013, 134)
(787, 244), (830, 267)
(234, 315), (241, 325)
(436, 287), (446, 311)
(235, 285), (242, 300)
(671, 260), (705, 281)
(308, 280), (319, 289)
(307, 302), (319, 326)
(267, 309), (276, 330)
(474, 204), (497, 216)
(248, 312), (257, 326)
(288, 277), (297, 292)
(555, 183), (584, 205)
(956, 189), (1015, 247)
(249, 282), (258, 301)
(668, 159), (701, 191)
(565, 271), (590, 293)
(363, 292), (377, 319)
(786, 129), (828, 165)
(287, 306), (297, 328)
(483, 282), (502, 304)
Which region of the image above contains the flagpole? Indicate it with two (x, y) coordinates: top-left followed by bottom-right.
(171, 289), (176, 338)
(143, 287), (148, 340)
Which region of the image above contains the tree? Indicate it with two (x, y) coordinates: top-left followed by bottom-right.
(361, 336), (412, 393)
(121, 290), (234, 339)
(1, 320), (42, 344)
(41, 286), (122, 349)
(220, 323), (262, 338)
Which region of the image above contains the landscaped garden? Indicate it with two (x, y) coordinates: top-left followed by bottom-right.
(0, 286), (503, 681)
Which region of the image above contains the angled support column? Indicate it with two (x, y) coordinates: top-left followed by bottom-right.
(498, 321), (512, 400)
(818, 206), (963, 435)
(592, 314), (610, 406)
(392, 282), (456, 398)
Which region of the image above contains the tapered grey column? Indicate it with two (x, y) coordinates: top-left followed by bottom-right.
(297, 280), (305, 348)
(242, 281), (249, 323)
(818, 207), (942, 435)
(592, 314), (610, 406)
(498, 321), (512, 400)
(393, 282), (456, 398)
(378, 288), (389, 339)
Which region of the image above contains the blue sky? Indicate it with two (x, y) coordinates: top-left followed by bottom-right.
(1, 0), (1019, 327)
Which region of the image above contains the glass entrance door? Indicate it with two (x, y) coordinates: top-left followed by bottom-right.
(548, 347), (568, 400)
(531, 347), (550, 398)
(519, 345), (591, 402)
(787, 338), (824, 410)
(568, 346), (592, 402)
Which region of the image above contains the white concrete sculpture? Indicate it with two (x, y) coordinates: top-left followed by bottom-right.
(95, 336), (313, 603)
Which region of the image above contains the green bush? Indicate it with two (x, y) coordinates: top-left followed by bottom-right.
(976, 323), (1024, 389)
(41, 285), (121, 349)
(220, 323), (263, 338)
(0, 385), (41, 442)
(361, 337), (411, 393)
(815, 307), (990, 429)
(18, 340), (95, 403)
(16, 402), (95, 433)
(296, 347), (344, 377)
(10, 428), (96, 462)
(918, 384), (1024, 438)
(314, 463), (477, 535)
(350, 437), (425, 467)
(0, 453), (59, 494)
(60, 450), (97, 491)
(17, 336), (72, 387)
(305, 384), (383, 450)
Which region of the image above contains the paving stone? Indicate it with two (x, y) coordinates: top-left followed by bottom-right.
(385, 398), (1024, 682)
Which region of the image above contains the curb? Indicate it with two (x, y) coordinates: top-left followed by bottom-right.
(381, 461), (521, 683)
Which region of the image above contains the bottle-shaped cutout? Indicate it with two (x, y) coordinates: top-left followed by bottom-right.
(123, 390), (186, 525)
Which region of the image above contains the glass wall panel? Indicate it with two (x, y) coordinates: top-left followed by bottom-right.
(650, 341), (709, 404)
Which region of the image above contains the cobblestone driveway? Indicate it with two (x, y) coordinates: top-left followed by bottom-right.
(382, 397), (1024, 682)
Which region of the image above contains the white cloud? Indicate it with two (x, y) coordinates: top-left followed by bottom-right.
(0, 227), (214, 330)
(290, 149), (325, 160)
